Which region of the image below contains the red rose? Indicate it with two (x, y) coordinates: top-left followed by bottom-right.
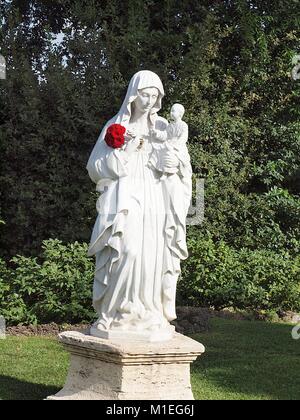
(104, 124), (126, 149)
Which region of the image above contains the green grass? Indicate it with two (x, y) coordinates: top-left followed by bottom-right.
(191, 318), (300, 400)
(0, 318), (299, 400)
(0, 336), (68, 400)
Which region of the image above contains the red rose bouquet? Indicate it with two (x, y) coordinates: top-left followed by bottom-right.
(104, 124), (126, 149)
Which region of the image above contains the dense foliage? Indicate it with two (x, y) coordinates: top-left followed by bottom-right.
(180, 235), (300, 312)
(0, 237), (299, 325)
(0, 239), (94, 324)
(0, 1), (299, 320)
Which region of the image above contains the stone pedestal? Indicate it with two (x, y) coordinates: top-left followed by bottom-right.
(47, 331), (205, 400)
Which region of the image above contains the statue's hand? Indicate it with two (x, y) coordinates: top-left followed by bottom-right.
(163, 151), (179, 169)
(125, 136), (140, 155)
(125, 128), (137, 140)
(151, 128), (166, 142)
(150, 128), (158, 138)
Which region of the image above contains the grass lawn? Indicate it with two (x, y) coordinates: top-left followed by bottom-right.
(0, 318), (299, 400)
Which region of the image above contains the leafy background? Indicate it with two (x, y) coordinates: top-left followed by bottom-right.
(0, 0), (299, 323)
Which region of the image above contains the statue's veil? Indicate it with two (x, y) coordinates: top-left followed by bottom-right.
(87, 70), (165, 174)
(114, 70), (165, 125)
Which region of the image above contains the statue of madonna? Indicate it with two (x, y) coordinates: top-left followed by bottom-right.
(86, 70), (192, 341)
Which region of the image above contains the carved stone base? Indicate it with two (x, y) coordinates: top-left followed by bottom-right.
(47, 331), (205, 400)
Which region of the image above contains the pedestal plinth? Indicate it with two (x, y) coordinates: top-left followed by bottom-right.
(47, 331), (205, 400)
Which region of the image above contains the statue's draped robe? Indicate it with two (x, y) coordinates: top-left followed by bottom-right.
(86, 71), (192, 333)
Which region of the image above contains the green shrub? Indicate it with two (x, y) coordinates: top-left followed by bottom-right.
(1, 237), (299, 325)
(179, 236), (300, 313)
(0, 239), (95, 325)
(0, 258), (30, 324)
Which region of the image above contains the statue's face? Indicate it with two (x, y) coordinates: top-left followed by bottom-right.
(134, 87), (159, 113)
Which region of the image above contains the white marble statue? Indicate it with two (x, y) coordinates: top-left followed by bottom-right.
(150, 103), (190, 175)
(149, 103), (192, 182)
(86, 70), (192, 341)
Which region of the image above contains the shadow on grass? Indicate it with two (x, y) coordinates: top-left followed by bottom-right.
(0, 375), (60, 400)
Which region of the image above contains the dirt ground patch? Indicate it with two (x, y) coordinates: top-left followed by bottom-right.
(6, 307), (299, 337)
(6, 323), (90, 337)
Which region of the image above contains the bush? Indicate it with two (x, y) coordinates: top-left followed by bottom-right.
(1, 237), (299, 326)
(179, 236), (300, 313)
(0, 239), (95, 325)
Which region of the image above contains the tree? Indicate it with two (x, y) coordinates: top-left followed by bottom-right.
(0, 0), (299, 258)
